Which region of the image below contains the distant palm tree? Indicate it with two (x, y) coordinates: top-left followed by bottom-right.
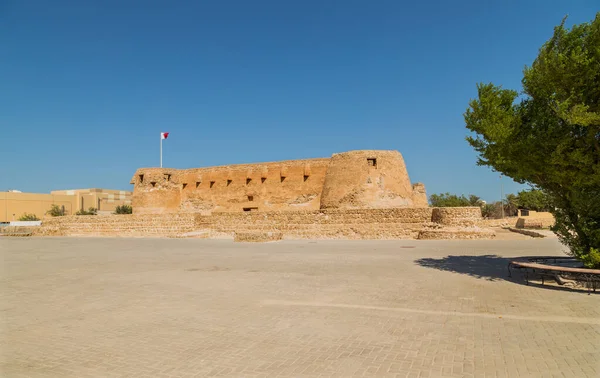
(505, 194), (519, 216)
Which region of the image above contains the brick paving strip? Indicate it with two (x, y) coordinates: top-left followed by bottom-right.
(261, 300), (600, 325)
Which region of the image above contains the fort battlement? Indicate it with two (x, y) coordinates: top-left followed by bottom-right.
(130, 150), (428, 214)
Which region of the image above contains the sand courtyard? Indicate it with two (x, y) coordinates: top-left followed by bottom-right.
(1, 236), (599, 378)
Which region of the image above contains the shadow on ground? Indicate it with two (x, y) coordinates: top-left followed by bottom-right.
(415, 254), (598, 294)
(415, 254), (510, 281)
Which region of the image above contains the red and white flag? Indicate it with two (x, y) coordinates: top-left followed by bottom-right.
(161, 132), (169, 140)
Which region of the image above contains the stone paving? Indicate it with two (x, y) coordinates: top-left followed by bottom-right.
(1, 237), (599, 377)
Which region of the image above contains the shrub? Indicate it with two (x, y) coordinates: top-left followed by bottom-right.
(76, 207), (97, 216)
(114, 205), (132, 214)
(46, 204), (65, 217)
(18, 213), (40, 221)
(580, 248), (600, 269)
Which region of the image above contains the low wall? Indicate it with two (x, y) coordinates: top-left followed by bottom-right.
(0, 226), (36, 237)
(33, 207), (489, 240)
(431, 207), (482, 226)
(478, 218), (516, 228)
(35, 214), (196, 237)
(9, 221), (42, 226)
(418, 228), (495, 240)
(516, 217), (554, 229)
(198, 208), (434, 239)
(507, 227), (545, 238)
(234, 231), (283, 242)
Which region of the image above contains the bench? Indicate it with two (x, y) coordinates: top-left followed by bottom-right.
(508, 256), (600, 293)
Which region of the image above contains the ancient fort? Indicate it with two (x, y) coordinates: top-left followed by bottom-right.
(130, 150), (428, 214)
(29, 150), (493, 240)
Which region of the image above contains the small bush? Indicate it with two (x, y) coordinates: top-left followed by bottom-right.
(114, 205), (132, 214)
(580, 248), (600, 269)
(46, 204), (65, 217)
(76, 207), (97, 216)
(18, 213), (40, 221)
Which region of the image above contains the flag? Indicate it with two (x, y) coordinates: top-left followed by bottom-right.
(161, 132), (169, 140)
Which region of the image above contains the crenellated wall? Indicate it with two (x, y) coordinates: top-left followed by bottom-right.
(130, 150), (428, 214)
(131, 159), (330, 214)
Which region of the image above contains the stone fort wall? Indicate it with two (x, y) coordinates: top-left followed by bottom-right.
(130, 150), (428, 214)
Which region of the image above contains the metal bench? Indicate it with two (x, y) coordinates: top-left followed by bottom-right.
(508, 257), (600, 293)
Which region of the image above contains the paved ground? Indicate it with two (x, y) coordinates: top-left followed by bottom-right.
(1, 237), (599, 378)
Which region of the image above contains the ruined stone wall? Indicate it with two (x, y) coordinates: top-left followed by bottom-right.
(234, 231), (283, 242)
(131, 158), (329, 214)
(431, 207), (482, 226)
(34, 207), (487, 240)
(198, 208), (435, 239)
(34, 214), (196, 237)
(411, 183), (428, 207)
(417, 228), (495, 240)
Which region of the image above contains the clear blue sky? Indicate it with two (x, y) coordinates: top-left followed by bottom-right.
(1, 1), (597, 202)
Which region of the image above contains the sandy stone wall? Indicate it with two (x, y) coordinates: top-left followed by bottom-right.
(411, 183), (428, 207)
(431, 207), (482, 226)
(33, 207), (490, 240)
(417, 227), (496, 240)
(234, 231), (283, 242)
(198, 208), (435, 239)
(478, 218), (516, 228)
(131, 150), (427, 214)
(35, 214), (196, 237)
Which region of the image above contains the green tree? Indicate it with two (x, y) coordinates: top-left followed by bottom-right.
(429, 193), (471, 207)
(464, 14), (600, 267)
(517, 189), (551, 212)
(18, 213), (40, 221)
(468, 194), (483, 207)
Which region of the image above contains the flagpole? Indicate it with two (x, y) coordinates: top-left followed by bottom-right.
(160, 134), (163, 168)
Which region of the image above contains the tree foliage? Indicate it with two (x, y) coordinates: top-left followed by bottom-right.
(429, 193), (482, 207)
(465, 14), (600, 267)
(517, 189), (551, 212)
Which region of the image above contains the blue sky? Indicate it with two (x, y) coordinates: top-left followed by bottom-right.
(1, 1), (597, 202)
